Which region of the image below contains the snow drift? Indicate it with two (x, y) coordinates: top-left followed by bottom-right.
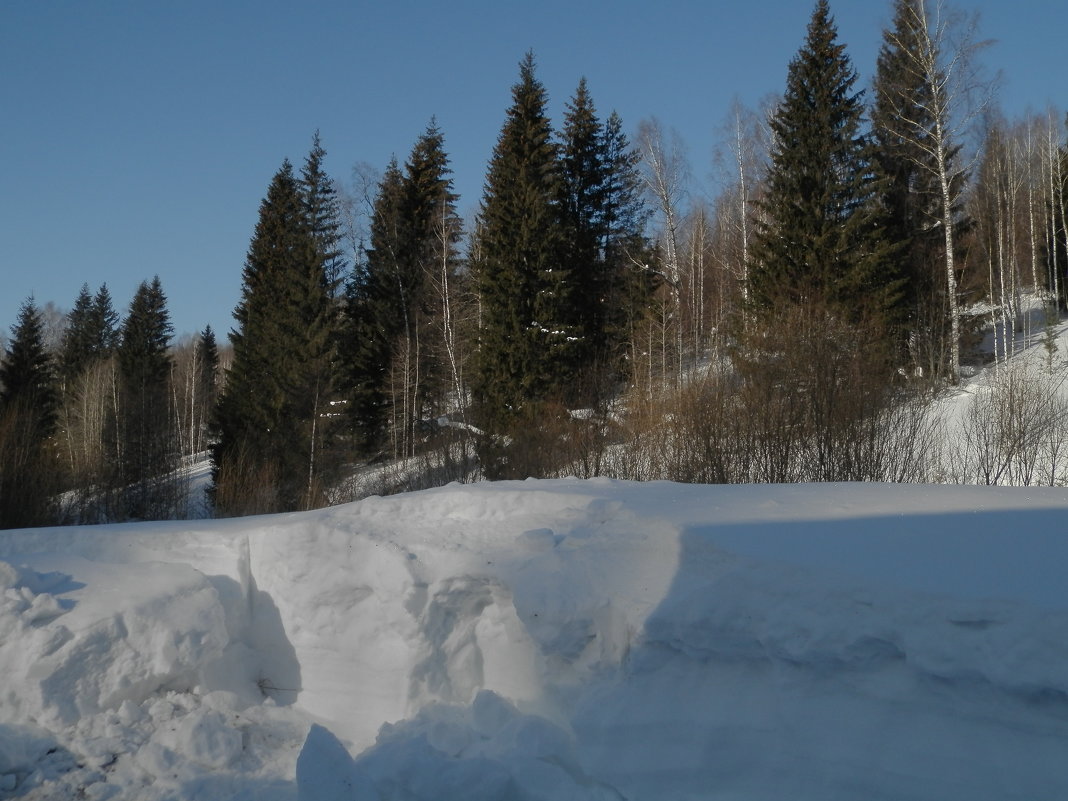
(2, 478), (1067, 800)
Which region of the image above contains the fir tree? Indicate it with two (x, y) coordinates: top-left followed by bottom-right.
(750, 0), (899, 321)
(472, 52), (566, 431)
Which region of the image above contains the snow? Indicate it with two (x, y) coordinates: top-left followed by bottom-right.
(2, 478), (1068, 800)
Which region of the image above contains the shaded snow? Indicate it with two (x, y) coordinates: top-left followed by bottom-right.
(2, 479), (1068, 800)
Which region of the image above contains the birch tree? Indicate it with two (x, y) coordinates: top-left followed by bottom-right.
(878, 0), (995, 383)
(636, 117), (688, 384)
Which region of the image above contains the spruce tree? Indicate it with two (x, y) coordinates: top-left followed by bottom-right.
(300, 131), (347, 295)
(197, 324), (219, 410)
(345, 159), (407, 452)
(59, 283), (119, 385)
(559, 78), (609, 383)
(1, 297), (58, 437)
(117, 276), (176, 518)
(472, 52), (566, 431)
(0, 298), (60, 528)
(750, 0), (898, 321)
(342, 124), (465, 458)
(90, 284), (121, 353)
(400, 121), (464, 434)
(60, 284), (95, 385)
(190, 324), (219, 457)
(213, 159), (337, 514)
(601, 111), (652, 376)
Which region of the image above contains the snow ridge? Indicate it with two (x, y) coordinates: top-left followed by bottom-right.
(1, 479), (1067, 800)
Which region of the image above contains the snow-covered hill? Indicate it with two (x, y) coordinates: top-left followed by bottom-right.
(2, 479), (1068, 800)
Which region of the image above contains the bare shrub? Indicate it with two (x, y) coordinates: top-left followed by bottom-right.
(950, 362), (1068, 485)
(611, 300), (942, 485)
(213, 443), (281, 517)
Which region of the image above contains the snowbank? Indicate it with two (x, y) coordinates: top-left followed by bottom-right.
(2, 479), (1067, 800)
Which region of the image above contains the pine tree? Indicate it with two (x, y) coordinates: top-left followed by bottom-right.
(117, 276), (177, 518)
(0, 298), (60, 528)
(213, 159), (338, 514)
(750, 0), (898, 321)
(472, 52), (566, 432)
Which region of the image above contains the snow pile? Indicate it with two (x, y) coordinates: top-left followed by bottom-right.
(2, 479), (1068, 800)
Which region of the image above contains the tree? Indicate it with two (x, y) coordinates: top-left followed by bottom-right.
(875, 0), (994, 383)
(559, 78), (609, 381)
(636, 117), (688, 383)
(59, 283), (119, 386)
(400, 121), (465, 440)
(117, 276), (177, 518)
(59, 284), (94, 385)
(472, 52), (567, 438)
(0, 297), (61, 527)
(600, 110), (653, 379)
(750, 0), (898, 322)
(213, 159), (338, 514)
(341, 123), (466, 462)
(344, 158), (407, 452)
(872, 0), (963, 379)
(300, 131), (347, 295)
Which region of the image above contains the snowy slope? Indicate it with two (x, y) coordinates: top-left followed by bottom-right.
(2, 479), (1068, 800)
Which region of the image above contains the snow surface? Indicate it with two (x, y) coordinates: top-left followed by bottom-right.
(2, 478), (1068, 800)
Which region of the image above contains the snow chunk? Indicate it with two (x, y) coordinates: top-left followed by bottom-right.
(334, 690), (624, 801)
(0, 556), (230, 729)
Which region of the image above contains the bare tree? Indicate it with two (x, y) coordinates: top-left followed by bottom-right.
(636, 118), (690, 384)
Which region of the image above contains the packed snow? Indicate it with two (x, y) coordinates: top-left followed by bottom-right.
(2, 478), (1067, 800)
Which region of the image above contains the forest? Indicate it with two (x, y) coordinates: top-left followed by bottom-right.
(2, 0), (1067, 528)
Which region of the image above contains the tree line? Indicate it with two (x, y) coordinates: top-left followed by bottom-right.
(3, 0), (1068, 526)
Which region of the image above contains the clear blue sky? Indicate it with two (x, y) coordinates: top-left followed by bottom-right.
(2, 0), (1064, 341)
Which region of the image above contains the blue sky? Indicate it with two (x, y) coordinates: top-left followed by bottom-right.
(2, 0), (1065, 341)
